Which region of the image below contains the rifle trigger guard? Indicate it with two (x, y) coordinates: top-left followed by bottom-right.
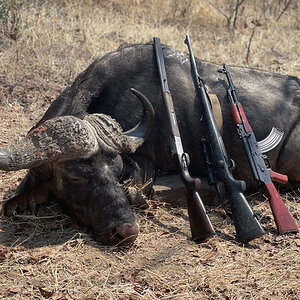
(181, 152), (190, 169)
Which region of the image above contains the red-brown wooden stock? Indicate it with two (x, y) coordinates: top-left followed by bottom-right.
(268, 169), (288, 184)
(230, 104), (253, 133)
(264, 183), (298, 234)
(232, 102), (298, 234)
(220, 64), (298, 234)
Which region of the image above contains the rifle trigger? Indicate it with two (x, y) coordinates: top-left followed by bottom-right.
(215, 183), (233, 219)
(228, 159), (236, 171)
(257, 127), (284, 153)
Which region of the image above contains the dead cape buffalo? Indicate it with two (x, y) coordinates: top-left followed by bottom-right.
(1, 43), (299, 245)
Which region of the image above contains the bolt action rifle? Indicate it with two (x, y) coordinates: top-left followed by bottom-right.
(153, 37), (216, 242)
(185, 35), (266, 243)
(218, 64), (298, 234)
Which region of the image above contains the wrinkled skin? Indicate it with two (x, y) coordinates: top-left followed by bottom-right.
(2, 43), (300, 245)
(52, 152), (138, 245)
(4, 147), (140, 245)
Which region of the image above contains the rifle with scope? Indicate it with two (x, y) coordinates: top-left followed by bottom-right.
(185, 35), (266, 243)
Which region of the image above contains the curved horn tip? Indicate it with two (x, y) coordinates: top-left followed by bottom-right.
(130, 88), (151, 107)
(130, 88), (155, 117)
(130, 88), (142, 97)
(121, 88), (155, 152)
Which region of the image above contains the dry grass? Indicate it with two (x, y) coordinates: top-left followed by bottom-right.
(0, 0), (300, 299)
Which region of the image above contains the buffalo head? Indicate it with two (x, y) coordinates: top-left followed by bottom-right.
(1, 89), (155, 245)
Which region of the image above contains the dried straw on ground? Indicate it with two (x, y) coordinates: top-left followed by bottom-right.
(0, 1), (299, 299)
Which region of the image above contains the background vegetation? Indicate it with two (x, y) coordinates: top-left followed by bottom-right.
(0, 0), (299, 299)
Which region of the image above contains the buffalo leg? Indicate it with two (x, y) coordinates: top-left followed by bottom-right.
(2, 172), (49, 216)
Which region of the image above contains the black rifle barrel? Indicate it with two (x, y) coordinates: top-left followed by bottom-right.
(153, 37), (215, 242)
(185, 35), (265, 243)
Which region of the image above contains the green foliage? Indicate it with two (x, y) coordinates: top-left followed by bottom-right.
(0, 0), (9, 23)
(0, 0), (24, 40)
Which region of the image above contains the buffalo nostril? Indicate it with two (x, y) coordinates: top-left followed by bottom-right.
(111, 223), (139, 245)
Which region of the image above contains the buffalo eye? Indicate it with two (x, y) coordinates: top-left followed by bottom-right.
(65, 172), (88, 184)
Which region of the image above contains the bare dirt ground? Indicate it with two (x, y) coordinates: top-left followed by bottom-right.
(0, 1), (299, 299)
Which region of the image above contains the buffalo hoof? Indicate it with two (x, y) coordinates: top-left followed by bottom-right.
(2, 185), (49, 216)
(126, 186), (149, 209)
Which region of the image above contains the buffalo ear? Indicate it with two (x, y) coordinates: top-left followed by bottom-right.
(2, 171), (49, 216)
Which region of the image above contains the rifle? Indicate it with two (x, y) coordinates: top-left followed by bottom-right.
(153, 37), (216, 242)
(185, 35), (266, 243)
(218, 64), (299, 234)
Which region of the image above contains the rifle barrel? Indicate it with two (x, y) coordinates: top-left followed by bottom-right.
(153, 37), (215, 241)
(185, 35), (265, 243)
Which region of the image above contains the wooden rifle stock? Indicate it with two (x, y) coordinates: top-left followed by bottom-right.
(154, 37), (215, 241)
(268, 169), (288, 184)
(187, 188), (217, 241)
(219, 64), (298, 234)
(264, 183), (298, 234)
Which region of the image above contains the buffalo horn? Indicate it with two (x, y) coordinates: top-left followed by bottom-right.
(0, 115), (100, 171)
(123, 88), (155, 150)
(0, 89), (154, 171)
(84, 88), (155, 153)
